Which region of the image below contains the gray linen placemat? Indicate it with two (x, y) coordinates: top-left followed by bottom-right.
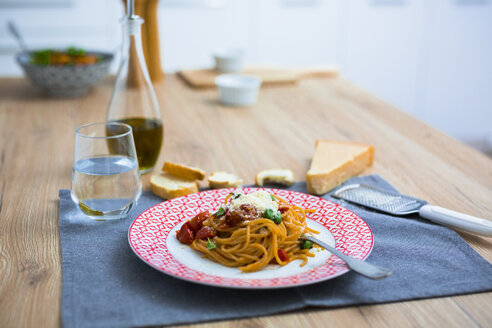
(59, 175), (492, 328)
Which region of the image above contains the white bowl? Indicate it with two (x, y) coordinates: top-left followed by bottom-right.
(213, 48), (244, 73)
(215, 74), (262, 107)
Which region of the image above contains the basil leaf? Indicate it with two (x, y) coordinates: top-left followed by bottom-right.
(214, 207), (225, 217)
(270, 194), (276, 201)
(264, 209), (282, 224)
(272, 211), (282, 224)
(301, 240), (314, 249)
(206, 238), (216, 250)
(263, 208), (274, 220)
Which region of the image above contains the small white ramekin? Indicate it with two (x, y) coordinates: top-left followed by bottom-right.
(213, 48), (244, 73)
(215, 74), (262, 107)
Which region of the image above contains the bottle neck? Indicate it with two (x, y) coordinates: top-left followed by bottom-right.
(120, 16), (151, 89)
(108, 14), (161, 121)
(120, 16), (144, 54)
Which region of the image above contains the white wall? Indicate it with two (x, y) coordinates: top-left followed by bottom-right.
(0, 0), (490, 147)
(159, 1), (251, 71)
(340, 0), (425, 116)
(421, 0), (492, 142)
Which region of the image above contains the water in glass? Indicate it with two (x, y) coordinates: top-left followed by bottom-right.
(71, 122), (141, 220)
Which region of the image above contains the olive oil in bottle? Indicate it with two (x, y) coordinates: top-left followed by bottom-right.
(113, 117), (162, 173)
(106, 0), (163, 174)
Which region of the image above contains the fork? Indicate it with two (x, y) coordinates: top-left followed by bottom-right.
(300, 235), (392, 280)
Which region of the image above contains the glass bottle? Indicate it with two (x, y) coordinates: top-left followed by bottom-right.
(107, 0), (163, 174)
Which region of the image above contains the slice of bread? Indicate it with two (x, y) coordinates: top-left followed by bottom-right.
(161, 161), (206, 181)
(150, 172), (199, 199)
(255, 169), (295, 186)
(208, 171), (243, 189)
(306, 140), (374, 195)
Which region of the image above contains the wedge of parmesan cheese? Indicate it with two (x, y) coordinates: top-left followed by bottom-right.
(306, 140), (374, 195)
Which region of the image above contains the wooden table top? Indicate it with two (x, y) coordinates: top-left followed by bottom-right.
(0, 76), (491, 327)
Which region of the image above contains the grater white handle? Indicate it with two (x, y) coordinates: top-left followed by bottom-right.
(419, 205), (492, 236)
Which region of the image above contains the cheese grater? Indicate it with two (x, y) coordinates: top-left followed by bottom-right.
(332, 184), (492, 237)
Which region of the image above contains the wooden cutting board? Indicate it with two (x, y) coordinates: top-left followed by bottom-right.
(177, 66), (339, 88)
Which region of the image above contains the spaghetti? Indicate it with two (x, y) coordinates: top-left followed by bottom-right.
(176, 190), (319, 272)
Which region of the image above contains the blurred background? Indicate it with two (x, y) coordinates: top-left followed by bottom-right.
(0, 0), (491, 155)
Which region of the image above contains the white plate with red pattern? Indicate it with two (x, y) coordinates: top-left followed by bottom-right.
(128, 188), (374, 289)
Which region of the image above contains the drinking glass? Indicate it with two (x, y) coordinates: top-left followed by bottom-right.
(71, 122), (142, 220)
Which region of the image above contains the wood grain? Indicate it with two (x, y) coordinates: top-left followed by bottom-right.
(0, 76), (490, 327)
